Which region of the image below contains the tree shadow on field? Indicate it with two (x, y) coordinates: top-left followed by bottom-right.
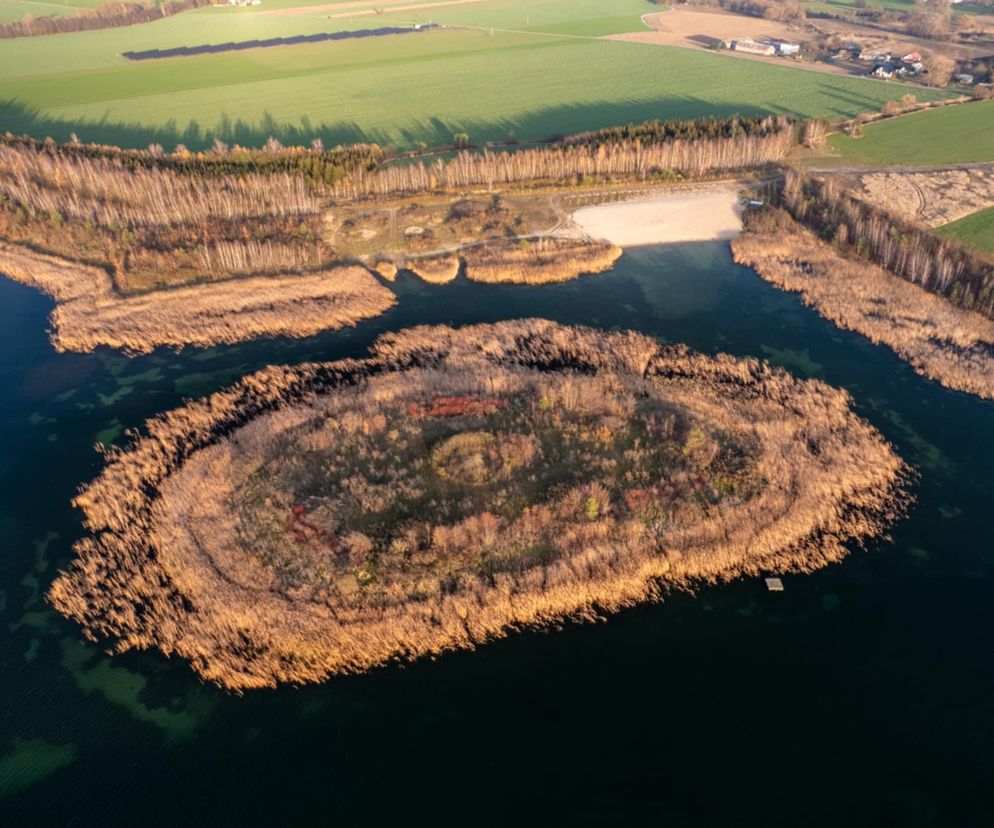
(0, 83), (917, 151)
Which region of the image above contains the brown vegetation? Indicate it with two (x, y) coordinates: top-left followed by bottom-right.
(782, 171), (994, 318)
(462, 238), (623, 285)
(719, 0), (806, 24)
(49, 320), (906, 690)
(373, 260), (398, 281)
(0, 140), (320, 228)
(404, 253), (461, 284)
(0, 137), (334, 292)
(0, 241), (395, 354)
(854, 168), (994, 228)
(0, 118), (787, 353)
(732, 208), (994, 399)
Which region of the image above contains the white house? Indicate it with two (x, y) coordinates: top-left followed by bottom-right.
(731, 40), (776, 57)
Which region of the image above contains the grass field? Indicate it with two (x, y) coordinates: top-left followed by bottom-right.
(829, 101), (994, 165)
(936, 206), (994, 255)
(802, 0), (915, 12)
(0, 0), (104, 23)
(0, 0), (951, 150)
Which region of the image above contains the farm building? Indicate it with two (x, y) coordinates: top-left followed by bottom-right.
(775, 42), (800, 57)
(731, 40), (776, 57)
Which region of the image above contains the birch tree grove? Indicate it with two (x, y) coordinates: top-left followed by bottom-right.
(0, 142), (320, 227)
(334, 125), (795, 198)
(782, 170), (994, 318)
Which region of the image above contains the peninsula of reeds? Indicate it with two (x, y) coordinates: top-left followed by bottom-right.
(0, 241), (396, 354)
(732, 208), (994, 400)
(49, 321), (907, 690)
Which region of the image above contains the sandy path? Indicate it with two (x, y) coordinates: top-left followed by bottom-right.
(568, 186), (744, 247)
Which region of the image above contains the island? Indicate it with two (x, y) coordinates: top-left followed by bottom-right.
(49, 320), (907, 690)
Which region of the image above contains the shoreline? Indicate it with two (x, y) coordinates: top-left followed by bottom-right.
(566, 185), (745, 247)
(0, 183), (752, 354)
(732, 210), (994, 401)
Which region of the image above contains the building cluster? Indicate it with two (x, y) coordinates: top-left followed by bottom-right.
(859, 50), (925, 80)
(725, 39), (800, 58)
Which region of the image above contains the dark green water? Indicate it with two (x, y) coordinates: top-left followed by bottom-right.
(1, 242), (992, 826)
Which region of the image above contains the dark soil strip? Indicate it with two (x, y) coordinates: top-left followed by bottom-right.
(122, 23), (438, 61)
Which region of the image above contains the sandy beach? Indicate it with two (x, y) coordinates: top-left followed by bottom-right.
(569, 186), (744, 247)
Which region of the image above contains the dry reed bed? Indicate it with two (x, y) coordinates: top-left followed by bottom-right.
(396, 238), (621, 286)
(732, 210), (994, 400)
(0, 241), (395, 353)
(404, 254), (461, 284)
(462, 238), (622, 285)
(782, 171), (994, 319)
(49, 320), (906, 690)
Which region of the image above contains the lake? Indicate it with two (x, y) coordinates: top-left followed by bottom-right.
(1, 242), (991, 825)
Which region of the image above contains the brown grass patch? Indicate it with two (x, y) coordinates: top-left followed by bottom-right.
(373, 260), (398, 281)
(405, 253), (461, 284)
(462, 238), (622, 285)
(854, 169), (994, 228)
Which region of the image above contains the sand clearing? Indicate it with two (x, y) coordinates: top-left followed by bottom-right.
(614, 9), (801, 51)
(569, 186), (744, 247)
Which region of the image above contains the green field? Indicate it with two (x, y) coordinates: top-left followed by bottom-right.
(802, 0), (916, 12)
(801, 0), (985, 13)
(0, 0), (951, 150)
(0, 0), (105, 23)
(829, 101), (994, 165)
(936, 206), (994, 255)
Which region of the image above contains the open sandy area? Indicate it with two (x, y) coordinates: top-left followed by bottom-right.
(568, 186), (744, 248)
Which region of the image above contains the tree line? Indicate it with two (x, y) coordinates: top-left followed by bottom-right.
(1, 134), (383, 187)
(781, 170), (994, 318)
(564, 115), (793, 147)
(334, 119), (796, 198)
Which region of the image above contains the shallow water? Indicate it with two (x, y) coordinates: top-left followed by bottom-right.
(1, 242), (992, 825)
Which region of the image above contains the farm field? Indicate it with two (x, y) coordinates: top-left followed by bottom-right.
(0, 0), (107, 23)
(829, 101), (994, 165)
(936, 206), (994, 255)
(0, 0), (950, 150)
(801, 0), (916, 12)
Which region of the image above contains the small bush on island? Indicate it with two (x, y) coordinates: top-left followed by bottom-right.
(49, 320), (907, 690)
